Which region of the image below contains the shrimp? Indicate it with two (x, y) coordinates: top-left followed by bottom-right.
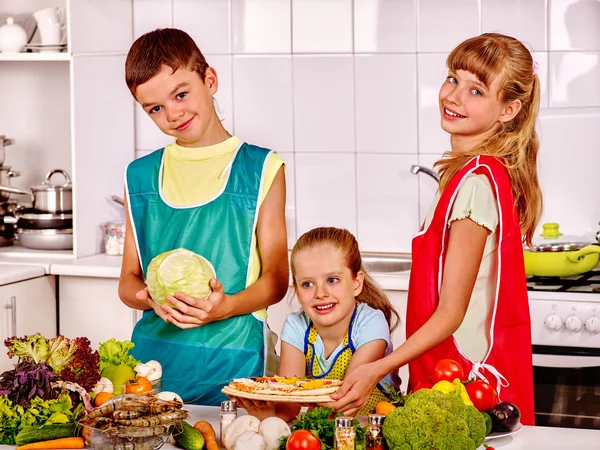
(114, 409), (189, 427)
(112, 410), (140, 420)
(85, 394), (181, 420)
(106, 424), (173, 438)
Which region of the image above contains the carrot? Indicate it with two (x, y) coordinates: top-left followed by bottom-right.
(16, 437), (85, 449)
(193, 420), (218, 450)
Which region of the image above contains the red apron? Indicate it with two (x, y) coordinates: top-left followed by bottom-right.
(406, 155), (535, 425)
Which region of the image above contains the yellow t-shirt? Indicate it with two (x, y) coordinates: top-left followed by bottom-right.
(161, 136), (285, 299)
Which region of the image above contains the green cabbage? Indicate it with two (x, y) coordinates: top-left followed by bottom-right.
(146, 248), (216, 308)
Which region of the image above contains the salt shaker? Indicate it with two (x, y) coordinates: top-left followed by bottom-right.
(334, 417), (355, 450)
(365, 414), (385, 450)
(220, 400), (237, 448)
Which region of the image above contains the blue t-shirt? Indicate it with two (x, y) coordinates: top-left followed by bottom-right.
(281, 303), (399, 388)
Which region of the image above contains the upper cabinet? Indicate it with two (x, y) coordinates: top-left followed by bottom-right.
(0, 0), (135, 259)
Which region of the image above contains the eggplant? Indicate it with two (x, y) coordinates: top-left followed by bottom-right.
(490, 401), (521, 432)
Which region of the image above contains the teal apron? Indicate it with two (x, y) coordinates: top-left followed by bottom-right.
(126, 143), (271, 405)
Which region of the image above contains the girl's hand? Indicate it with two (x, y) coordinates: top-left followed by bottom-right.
(324, 361), (382, 416)
(228, 396), (276, 421)
(138, 288), (172, 322)
(161, 278), (234, 329)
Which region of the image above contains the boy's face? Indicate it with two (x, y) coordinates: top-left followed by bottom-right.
(135, 65), (220, 147)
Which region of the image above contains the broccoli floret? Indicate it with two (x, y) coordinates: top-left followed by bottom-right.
(481, 411), (493, 436)
(382, 389), (481, 450)
(464, 405), (486, 447)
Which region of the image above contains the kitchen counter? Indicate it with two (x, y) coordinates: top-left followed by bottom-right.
(0, 253), (411, 289)
(0, 263), (46, 285)
(1, 405), (599, 449)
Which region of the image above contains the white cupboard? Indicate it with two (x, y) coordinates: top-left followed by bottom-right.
(58, 276), (140, 350)
(0, 276), (57, 372)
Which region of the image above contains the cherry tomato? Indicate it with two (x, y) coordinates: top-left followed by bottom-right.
(465, 380), (499, 412)
(286, 430), (321, 450)
(431, 359), (465, 384)
(412, 380), (433, 392)
(125, 376), (153, 394)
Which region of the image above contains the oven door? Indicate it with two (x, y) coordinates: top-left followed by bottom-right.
(533, 345), (600, 430)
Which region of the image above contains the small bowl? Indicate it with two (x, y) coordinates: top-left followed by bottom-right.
(113, 377), (162, 396)
(80, 422), (173, 450)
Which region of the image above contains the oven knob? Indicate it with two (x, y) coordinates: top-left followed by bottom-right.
(565, 315), (583, 332)
(545, 314), (563, 331)
(585, 316), (600, 334)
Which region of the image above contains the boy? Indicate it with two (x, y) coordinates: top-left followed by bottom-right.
(119, 28), (289, 405)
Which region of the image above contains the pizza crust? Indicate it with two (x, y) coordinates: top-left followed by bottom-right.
(222, 386), (337, 403)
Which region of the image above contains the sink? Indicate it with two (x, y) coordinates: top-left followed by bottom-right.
(361, 253), (412, 273)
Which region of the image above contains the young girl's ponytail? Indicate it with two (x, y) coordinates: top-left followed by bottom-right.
(291, 227), (400, 332)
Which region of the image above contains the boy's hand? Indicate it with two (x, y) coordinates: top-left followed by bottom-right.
(227, 396), (276, 421)
(137, 288), (172, 322)
(161, 278), (234, 329)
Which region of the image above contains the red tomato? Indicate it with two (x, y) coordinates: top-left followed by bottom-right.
(412, 380), (433, 392)
(465, 380), (499, 412)
(431, 359), (465, 384)
(286, 430), (321, 450)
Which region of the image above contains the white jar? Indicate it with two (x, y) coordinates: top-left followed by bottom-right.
(0, 17), (27, 53)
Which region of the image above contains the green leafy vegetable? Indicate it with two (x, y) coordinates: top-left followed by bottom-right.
(146, 248), (216, 307)
(0, 394), (77, 445)
(278, 407), (366, 450)
(98, 338), (140, 372)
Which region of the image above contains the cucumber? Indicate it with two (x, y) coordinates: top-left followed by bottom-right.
(15, 423), (77, 445)
(174, 421), (205, 450)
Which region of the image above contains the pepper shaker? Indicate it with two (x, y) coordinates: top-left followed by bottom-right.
(366, 414), (385, 450)
(220, 400), (237, 448)
(334, 416), (355, 450)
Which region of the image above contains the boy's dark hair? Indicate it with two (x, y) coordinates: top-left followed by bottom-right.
(125, 28), (209, 98)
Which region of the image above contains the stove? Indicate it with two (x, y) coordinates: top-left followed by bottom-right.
(526, 271), (600, 429)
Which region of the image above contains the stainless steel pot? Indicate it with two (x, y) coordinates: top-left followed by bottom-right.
(0, 166), (20, 202)
(0, 169), (72, 213)
(16, 228), (73, 250)
(0, 135), (14, 166)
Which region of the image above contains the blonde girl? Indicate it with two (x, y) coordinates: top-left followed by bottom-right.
(234, 227), (401, 421)
(328, 33), (541, 425)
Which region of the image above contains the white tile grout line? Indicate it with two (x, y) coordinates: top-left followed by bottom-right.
(351, 0), (359, 238)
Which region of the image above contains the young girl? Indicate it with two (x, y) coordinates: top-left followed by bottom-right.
(233, 227), (401, 421)
(119, 28), (289, 405)
(328, 33), (541, 425)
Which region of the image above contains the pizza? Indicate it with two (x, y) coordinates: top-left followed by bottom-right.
(222, 376), (342, 402)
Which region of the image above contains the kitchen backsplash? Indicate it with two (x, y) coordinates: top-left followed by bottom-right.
(132, 0), (600, 252)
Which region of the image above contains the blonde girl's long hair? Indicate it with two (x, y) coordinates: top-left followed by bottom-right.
(435, 33), (543, 247)
(291, 227), (400, 332)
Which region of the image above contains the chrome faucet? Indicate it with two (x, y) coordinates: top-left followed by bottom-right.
(410, 165), (440, 183)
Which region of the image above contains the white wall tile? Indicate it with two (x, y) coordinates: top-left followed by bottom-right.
(549, 0), (600, 51)
(232, 56), (293, 152)
(417, 54), (451, 154)
(133, 0), (172, 39)
(279, 152), (297, 248)
(482, 0), (547, 51)
(293, 56), (355, 153)
(354, 0), (416, 53)
(533, 51), (549, 109)
(418, 0), (480, 52)
(295, 153), (357, 235)
(173, 0), (230, 54)
(232, 0), (291, 53)
(70, 0), (132, 53)
(292, 0), (352, 53)
(209, 54), (234, 133)
(549, 52), (600, 107)
(537, 108), (600, 236)
(355, 54), (417, 153)
(357, 154), (419, 252)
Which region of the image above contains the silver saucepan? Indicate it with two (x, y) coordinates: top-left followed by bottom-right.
(0, 169), (72, 213)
